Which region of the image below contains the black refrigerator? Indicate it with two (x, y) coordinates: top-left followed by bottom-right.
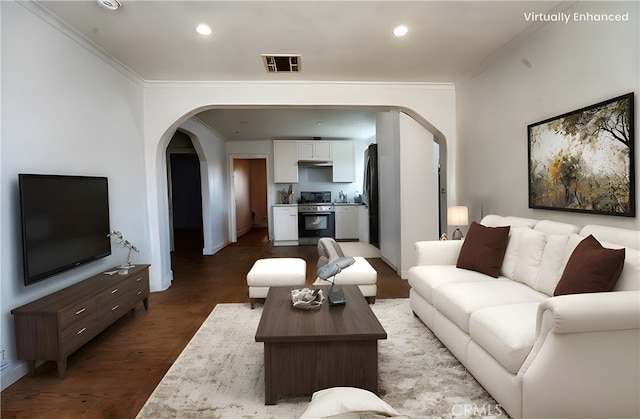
(364, 143), (379, 248)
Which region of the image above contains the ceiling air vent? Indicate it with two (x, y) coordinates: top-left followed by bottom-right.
(262, 54), (301, 73)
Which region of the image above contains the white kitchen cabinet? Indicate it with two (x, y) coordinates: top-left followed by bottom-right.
(273, 205), (298, 245)
(331, 141), (355, 182)
(335, 205), (359, 240)
(298, 141), (332, 161)
(273, 140), (298, 183)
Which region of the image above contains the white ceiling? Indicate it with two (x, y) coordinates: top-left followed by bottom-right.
(36, 0), (564, 140)
(195, 107), (379, 141)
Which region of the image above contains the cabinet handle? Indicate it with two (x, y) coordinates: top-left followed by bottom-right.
(75, 308), (86, 315)
(111, 288), (119, 294)
(77, 327), (86, 335)
(137, 291), (142, 295)
(136, 277), (142, 282)
(111, 305), (119, 311)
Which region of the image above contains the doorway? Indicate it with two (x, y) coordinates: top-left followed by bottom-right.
(232, 157), (268, 241)
(167, 131), (204, 253)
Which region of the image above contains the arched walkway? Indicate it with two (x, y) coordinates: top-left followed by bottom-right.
(142, 82), (456, 291)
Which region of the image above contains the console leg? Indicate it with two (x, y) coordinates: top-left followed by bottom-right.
(57, 357), (67, 379)
(27, 360), (36, 377)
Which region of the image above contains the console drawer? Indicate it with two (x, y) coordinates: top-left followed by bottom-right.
(98, 300), (129, 326)
(97, 280), (131, 307)
(97, 280), (132, 326)
(130, 273), (150, 301)
(61, 320), (96, 354)
(60, 298), (96, 329)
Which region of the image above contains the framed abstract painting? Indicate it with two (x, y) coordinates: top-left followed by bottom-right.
(528, 93), (635, 217)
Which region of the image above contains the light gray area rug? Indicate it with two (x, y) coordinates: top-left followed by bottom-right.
(137, 299), (508, 418)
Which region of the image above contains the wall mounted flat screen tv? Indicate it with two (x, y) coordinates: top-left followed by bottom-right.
(19, 174), (111, 286)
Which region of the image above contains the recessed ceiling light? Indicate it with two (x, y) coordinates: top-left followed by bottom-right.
(392, 25), (408, 37)
(196, 24), (212, 36)
(97, 0), (121, 11)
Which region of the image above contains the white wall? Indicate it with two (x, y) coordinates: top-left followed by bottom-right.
(143, 84), (456, 292)
(377, 111), (401, 271)
(0, 1), (146, 389)
(399, 113), (438, 277)
(178, 118), (228, 256)
(457, 1), (639, 230)
(377, 111), (440, 277)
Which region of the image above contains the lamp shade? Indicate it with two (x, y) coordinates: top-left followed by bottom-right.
(448, 206), (469, 226)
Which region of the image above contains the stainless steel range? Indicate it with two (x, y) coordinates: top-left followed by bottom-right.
(298, 191), (335, 245)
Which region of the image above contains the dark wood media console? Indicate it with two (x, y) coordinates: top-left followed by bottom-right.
(11, 264), (150, 378)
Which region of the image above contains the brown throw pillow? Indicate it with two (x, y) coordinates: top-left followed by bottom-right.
(554, 235), (625, 296)
(456, 222), (511, 278)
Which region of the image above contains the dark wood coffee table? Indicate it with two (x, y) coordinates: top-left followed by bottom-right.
(255, 285), (387, 405)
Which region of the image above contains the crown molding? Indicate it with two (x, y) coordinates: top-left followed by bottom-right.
(21, 1), (144, 87)
(143, 79), (455, 90)
(188, 116), (227, 140)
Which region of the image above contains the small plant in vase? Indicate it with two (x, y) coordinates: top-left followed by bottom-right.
(108, 230), (139, 268)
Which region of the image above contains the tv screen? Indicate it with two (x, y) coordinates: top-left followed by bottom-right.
(19, 174), (111, 286)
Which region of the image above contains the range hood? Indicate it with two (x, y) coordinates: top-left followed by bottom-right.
(298, 160), (333, 167)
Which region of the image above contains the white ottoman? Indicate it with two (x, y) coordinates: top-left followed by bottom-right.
(247, 258), (307, 308)
(313, 256), (377, 303)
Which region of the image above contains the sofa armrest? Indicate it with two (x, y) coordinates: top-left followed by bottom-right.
(414, 240), (464, 266)
(537, 291), (640, 334)
(518, 290), (640, 418)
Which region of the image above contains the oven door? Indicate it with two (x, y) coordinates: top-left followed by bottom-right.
(298, 212), (335, 244)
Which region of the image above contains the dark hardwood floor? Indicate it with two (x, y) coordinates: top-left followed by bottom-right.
(0, 228), (410, 418)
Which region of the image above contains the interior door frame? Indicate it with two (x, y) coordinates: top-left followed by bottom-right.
(228, 154), (271, 243)
(166, 148), (201, 252)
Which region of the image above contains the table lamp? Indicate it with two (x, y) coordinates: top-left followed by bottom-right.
(316, 257), (355, 305)
(448, 206), (468, 240)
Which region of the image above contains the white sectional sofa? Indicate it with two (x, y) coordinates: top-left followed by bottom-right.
(408, 215), (640, 419)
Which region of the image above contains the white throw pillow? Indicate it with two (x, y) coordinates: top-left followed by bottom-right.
(599, 241), (640, 292)
(299, 387), (402, 418)
(536, 234), (571, 296)
(501, 227), (525, 278)
(512, 228), (547, 288)
(536, 233), (585, 295)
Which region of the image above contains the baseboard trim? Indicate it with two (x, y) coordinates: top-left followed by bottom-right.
(0, 360), (29, 391)
(380, 255), (398, 273)
(202, 241), (228, 256)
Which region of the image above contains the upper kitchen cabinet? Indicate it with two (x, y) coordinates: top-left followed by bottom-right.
(273, 140), (299, 183)
(331, 141), (355, 182)
(298, 141), (332, 161)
